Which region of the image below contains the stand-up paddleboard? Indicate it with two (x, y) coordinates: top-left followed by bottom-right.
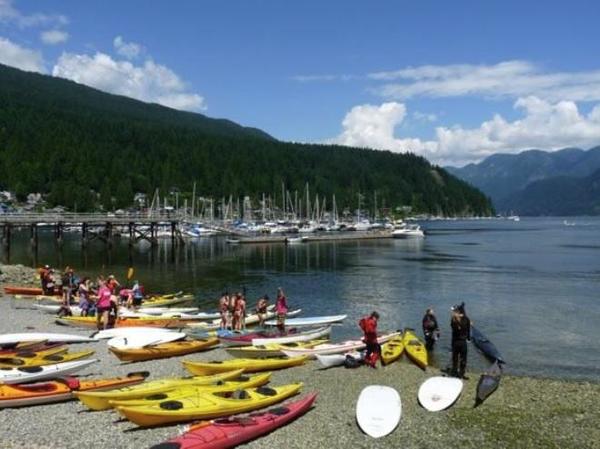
(0, 333), (96, 346)
(91, 327), (182, 340)
(418, 376), (463, 411)
(252, 326), (331, 346)
(264, 314), (347, 327)
(356, 385), (401, 438)
(0, 359), (98, 384)
(107, 332), (187, 350)
(471, 326), (505, 364)
(475, 361), (502, 407)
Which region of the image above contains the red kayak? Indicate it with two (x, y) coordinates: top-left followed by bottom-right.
(0, 342), (63, 354)
(219, 328), (298, 347)
(149, 393), (317, 449)
(3, 286), (60, 296)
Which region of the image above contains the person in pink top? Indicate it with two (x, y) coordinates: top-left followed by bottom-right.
(275, 287), (288, 332)
(95, 279), (114, 330)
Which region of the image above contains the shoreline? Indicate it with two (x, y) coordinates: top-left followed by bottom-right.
(1, 298), (598, 449)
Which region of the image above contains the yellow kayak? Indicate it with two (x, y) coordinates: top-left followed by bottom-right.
(182, 356), (308, 376)
(108, 372), (272, 408)
(56, 315), (187, 329)
(142, 294), (195, 307)
(116, 383), (303, 427)
(75, 369), (244, 411)
(0, 349), (95, 368)
(402, 329), (428, 369)
(109, 338), (219, 362)
(381, 333), (404, 365)
(224, 339), (328, 359)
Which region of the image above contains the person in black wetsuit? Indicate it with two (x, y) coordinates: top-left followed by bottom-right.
(450, 302), (471, 379)
(422, 307), (440, 351)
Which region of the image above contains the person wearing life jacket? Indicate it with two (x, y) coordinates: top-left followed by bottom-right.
(256, 295), (269, 327)
(95, 279), (113, 330)
(39, 265), (50, 293)
(450, 302), (471, 379)
(359, 311), (380, 368)
(78, 277), (91, 317)
(422, 307), (440, 351)
(106, 274), (120, 295)
(275, 288), (288, 332)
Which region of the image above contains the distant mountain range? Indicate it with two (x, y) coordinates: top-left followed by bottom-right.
(446, 147), (600, 215)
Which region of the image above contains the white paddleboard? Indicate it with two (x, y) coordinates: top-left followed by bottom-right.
(107, 332), (187, 350)
(356, 385), (401, 438)
(264, 314), (347, 327)
(0, 333), (96, 345)
(91, 327), (182, 340)
(417, 376), (463, 412)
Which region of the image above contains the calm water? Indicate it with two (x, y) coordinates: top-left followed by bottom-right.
(2, 217), (599, 381)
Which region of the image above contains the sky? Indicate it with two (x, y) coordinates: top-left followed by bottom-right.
(2, 0), (600, 166)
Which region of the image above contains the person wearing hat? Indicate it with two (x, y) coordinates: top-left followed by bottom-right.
(450, 302), (471, 379)
(359, 311), (381, 368)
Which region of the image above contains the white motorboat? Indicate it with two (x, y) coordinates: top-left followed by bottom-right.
(392, 224), (424, 238)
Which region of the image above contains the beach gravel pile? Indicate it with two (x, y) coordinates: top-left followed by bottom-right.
(0, 298), (598, 449)
(0, 263), (39, 286)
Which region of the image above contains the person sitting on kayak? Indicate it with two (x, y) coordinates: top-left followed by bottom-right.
(233, 293), (246, 331)
(219, 293), (229, 330)
(359, 311), (380, 368)
(275, 288), (288, 332)
(256, 295), (269, 327)
(450, 302), (471, 379)
(422, 307), (440, 351)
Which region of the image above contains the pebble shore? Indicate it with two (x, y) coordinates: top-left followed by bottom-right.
(1, 297), (599, 449)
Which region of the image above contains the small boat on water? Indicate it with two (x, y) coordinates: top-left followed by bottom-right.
(392, 224), (424, 238)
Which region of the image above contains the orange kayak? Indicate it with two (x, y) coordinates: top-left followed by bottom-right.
(3, 285), (60, 296)
(56, 316), (188, 329)
(0, 372), (149, 408)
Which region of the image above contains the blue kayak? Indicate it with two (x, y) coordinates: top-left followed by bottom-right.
(470, 326), (505, 364)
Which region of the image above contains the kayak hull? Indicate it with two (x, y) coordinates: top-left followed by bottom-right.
(183, 356), (307, 375)
(109, 339), (219, 362)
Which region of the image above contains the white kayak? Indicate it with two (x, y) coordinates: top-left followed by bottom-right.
(0, 333), (96, 346)
(0, 359), (98, 384)
(186, 308), (301, 330)
(137, 307), (199, 315)
(356, 385), (402, 438)
(118, 309), (218, 320)
(281, 332), (401, 359)
(252, 325), (331, 346)
(264, 314), (347, 327)
(316, 351), (362, 368)
(90, 327), (183, 340)
(107, 332), (187, 350)
(417, 376), (463, 412)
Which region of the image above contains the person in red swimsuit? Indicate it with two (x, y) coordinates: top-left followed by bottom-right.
(359, 311), (380, 368)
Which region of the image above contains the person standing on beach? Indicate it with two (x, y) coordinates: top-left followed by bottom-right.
(106, 275), (120, 295)
(422, 307), (440, 350)
(218, 293), (229, 330)
(96, 279), (113, 330)
(256, 295), (269, 327)
(233, 293), (246, 330)
(275, 288), (288, 332)
(450, 302), (471, 379)
(78, 277), (91, 316)
(359, 311), (380, 368)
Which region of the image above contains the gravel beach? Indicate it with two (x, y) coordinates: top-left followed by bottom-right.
(1, 297), (598, 449)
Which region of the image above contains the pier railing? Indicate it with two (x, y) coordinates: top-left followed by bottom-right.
(0, 211), (186, 225)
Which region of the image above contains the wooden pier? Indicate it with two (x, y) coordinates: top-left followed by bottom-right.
(0, 212), (186, 251)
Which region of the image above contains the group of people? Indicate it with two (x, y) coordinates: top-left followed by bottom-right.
(358, 302), (472, 378)
(218, 287), (289, 331)
(39, 264), (145, 330)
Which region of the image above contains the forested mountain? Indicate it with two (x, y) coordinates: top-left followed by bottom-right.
(497, 168), (600, 216)
(0, 64), (492, 216)
(446, 147), (600, 215)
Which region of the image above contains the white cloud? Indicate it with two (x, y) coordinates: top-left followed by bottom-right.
(0, 0), (67, 28)
(0, 36), (44, 72)
(40, 29), (68, 45)
(332, 98), (600, 166)
(113, 36), (142, 59)
(52, 52), (205, 111)
(369, 60), (600, 103)
(291, 74), (356, 82)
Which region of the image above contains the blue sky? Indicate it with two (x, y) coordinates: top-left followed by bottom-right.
(2, 0), (600, 166)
